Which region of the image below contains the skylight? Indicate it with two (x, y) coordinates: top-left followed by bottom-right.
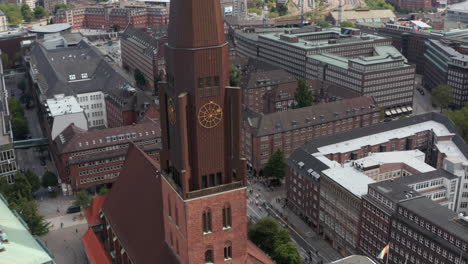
(81, 73), (88, 79)
(69, 74), (76, 80)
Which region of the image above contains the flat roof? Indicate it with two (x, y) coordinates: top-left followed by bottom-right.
(0, 194), (55, 264)
(317, 120), (453, 155)
(30, 23), (71, 33)
(46, 95), (83, 117)
(355, 150), (434, 173)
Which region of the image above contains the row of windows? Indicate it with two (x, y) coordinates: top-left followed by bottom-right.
(79, 172), (119, 184)
(77, 156), (125, 168)
(202, 206), (232, 234)
(78, 164), (123, 176)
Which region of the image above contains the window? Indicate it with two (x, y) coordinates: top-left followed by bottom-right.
(224, 242), (232, 260)
(222, 205), (232, 229)
(168, 195), (172, 217)
(205, 249), (214, 263)
(209, 173), (215, 187)
(203, 209), (212, 233)
(81, 73), (88, 78)
(217, 172), (222, 185)
(69, 74), (76, 80)
(202, 175), (208, 188)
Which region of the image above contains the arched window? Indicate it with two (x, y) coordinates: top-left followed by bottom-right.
(205, 249), (214, 263)
(202, 208), (212, 233)
(222, 204), (232, 228)
(224, 241), (232, 260)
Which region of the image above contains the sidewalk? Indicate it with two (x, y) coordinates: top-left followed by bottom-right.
(47, 213), (87, 231)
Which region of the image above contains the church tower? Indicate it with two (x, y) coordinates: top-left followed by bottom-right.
(159, 0), (248, 262)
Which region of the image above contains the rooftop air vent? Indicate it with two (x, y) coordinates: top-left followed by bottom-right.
(298, 161), (305, 169)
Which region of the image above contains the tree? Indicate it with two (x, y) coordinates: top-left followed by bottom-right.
(229, 64), (240, 86)
(274, 242), (302, 264)
(134, 69), (146, 87)
(11, 116), (29, 140)
(316, 21), (331, 27)
(99, 187), (110, 195)
(10, 198), (49, 235)
(448, 106), (468, 142)
(0, 3), (24, 26)
(21, 4), (33, 22)
(24, 170), (40, 192)
(17, 80), (27, 93)
(54, 4), (74, 12)
(49, 18), (54, 24)
(341, 21), (355, 28)
(74, 190), (92, 208)
(432, 84), (453, 112)
(278, 4), (288, 16)
(7, 172), (32, 201)
(1, 52), (9, 68)
(293, 79), (313, 108)
(33, 6), (47, 19)
(42, 171), (58, 188)
(111, 24), (120, 32)
(263, 149), (286, 181)
(9, 97), (24, 117)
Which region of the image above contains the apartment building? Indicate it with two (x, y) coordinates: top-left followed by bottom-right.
(243, 96), (380, 173)
(52, 119), (161, 190)
(424, 39), (468, 108)
(360, 179), (468, 264)
(55, 5), (169, 31)
(234, 27), (415, 110)
(121, 26), (167, 91)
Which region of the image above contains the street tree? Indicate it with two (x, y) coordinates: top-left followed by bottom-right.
(263, 149), (286, 182)
(134, 69), (146, 87)
(0, 3), (24, 26)
(24, 169), (41, 192)
(49, 18), (54, 24)
(274, 242), (302, 264)
(448, 106), (468, 142)
(99, 187), (110, 195)
(229, 64), (241, 86)
(293, 79), (313, 108)
(11, 116), (29, 140)
(74, 190), (92, 208)
(432, 84), (453, 112)
(33, 6), (47, 19)
(10, 197), (49, 235)
(316, 21), (331, 27)
(278, 4), (288, 16)
(341, 21), (355, 28)
(17, 80), (27, 93)
(21, 4), (33, 22)
(249, 218), (290, 253)
(6, 172), (32, 201)
(42, 171), (58, 188)
(111, 24), (121, 32)
(9, 97), (24, 116)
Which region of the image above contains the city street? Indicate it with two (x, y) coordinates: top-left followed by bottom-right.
(247, 178), (342, 263)
(412, 74), (439, 115)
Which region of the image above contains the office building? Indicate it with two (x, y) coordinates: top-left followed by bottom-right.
(243, 96), (380, 172)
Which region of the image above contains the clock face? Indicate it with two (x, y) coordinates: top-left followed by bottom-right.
(198, 101), (223, 129)
(168, 99), (176, 125)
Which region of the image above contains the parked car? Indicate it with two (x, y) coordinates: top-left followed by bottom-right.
(383, 118), (392, 123)
(66, 205), (81, 214)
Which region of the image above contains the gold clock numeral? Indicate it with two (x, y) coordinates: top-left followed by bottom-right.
(198, 101), (223, 128)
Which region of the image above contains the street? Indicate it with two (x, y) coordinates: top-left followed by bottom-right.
(247, 177), (342, 263)
(412, 74), (439, 115)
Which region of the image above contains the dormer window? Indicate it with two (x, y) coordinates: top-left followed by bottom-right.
(69, 74), (76, 80)
(81, 73), (88, 79)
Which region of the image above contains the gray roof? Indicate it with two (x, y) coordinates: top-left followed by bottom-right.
(301, 112), (468, 157)
(394, 169), (458, 184)
(399, 197), (468, 243)
(369, 180), (421, 203)
(286, 147), (329, 183)
(29, 40), (147, 109)
(241, 69), (296, 89)
(121, 26), (167, 59)
(246, 96), (378, 136)
(30, 23), (71, 33)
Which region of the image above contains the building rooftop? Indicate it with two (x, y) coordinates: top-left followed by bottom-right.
(245, 97), (378, 136)
(29, 23), (71, 33)
(329, 9), (396, 21)
(0, 194), (55, 264)
(353, 150), (434, 173)
(330, 255), (378, 264)
(54, 118), (161, 154)
(370, 179), (419, 202)
(242, 69), (296, 89)
(399, 197), (468, 242)
(46, 94), (83, 116)
(322, 160), (376, 197)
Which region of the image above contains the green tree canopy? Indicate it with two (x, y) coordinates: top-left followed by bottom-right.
(111, 24), (121, 32)
(99, 187), (110, 196)
(0, 3), (23, 26)
(274, 242), (302, 264)
(229, 64), (241, 86)
(316, 21), (331, 27)
(54, 4), (74, 12)
(341, 21), (355, 28)
(432, 84), (453, 112)
(42, 171), (58, 188)
(25, 169), (40, 192)
(49, 18), (54, 24)
(17, 80), (27, 93)
(249, 218), (301, 263)
(248, 8), (262, 16)
(11, 116), (29, 140)
(364, 0), (395, 10)
(263, 149), (286, 181)
(278, 3), (288, 16)
(9, 97), (24, 116)
(10, 197), (49, 235)
(7, 172), (32, 201)
(448, 106), (468, 142)
(33, 6), (47, 19)
(293, 79), (313, 108)
(21, 4), (33, 22)
(134, 69), (146, 86)
(74, 190), (92, 208)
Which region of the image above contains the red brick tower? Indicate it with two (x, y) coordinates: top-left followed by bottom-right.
(159, 0), (248, 262)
